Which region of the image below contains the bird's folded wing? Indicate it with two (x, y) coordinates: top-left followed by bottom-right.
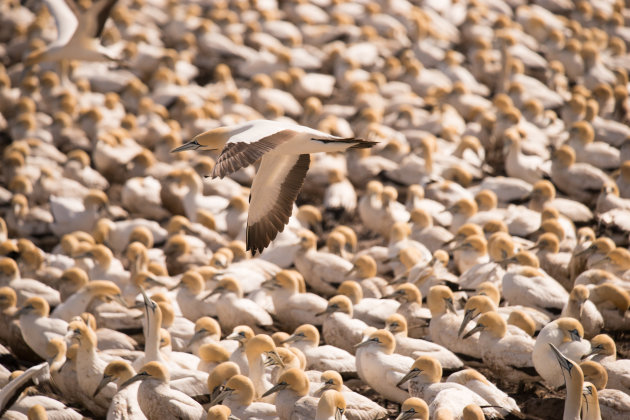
(247, 153), (310, 254)
(212, 129), (297, 178)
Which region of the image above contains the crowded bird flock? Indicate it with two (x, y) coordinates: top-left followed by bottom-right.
(2, 0), (630, 418)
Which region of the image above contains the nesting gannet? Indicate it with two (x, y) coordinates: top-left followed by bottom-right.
(51, 280), (122, 322)
(386, 314), (463, 371)
(294, 230), (353, 296)
(172, 120), (376, 254)
(462, 312), (537, 382)
(533, 318), (591, 388)
(283, 324), (356, 373)
(206, 277), (273, 333)
(210, 374), (278, 420)
(262, 270), (327, 331)
(427, 286), (481, 359)
(393, 398), (429, 420)
(262, 368), (317, 420)
(580, 360), (630, 420)
(66, 320), (117, 416)
(560, 285), (604, 339)
(93, 360), (147, 420)
(316, 390), (347, 420)
(355, 329), (413, 403)
(244, 334), (285, 400)
(397, 356), (499, 419)
(501, 265), (568, 314)
(316, 371), (387, 420)
(446, 369), (520, 415)
(549, 344), (584, 420)
(17, 297), (67, 359)
(122, 361), (205, 420)
(206, 361), (241, 402)
(337, 280), (399, 328)
(319, 295), (369, 354)
(581, 334), (630, 394)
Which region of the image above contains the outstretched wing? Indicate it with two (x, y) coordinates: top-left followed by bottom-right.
(73, 0), (118, 41)
(212, 129), (297, 178)
(247, 153), (310, 254)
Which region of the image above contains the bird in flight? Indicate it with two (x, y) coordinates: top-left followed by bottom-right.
(23, 0), (120, 83)
(172, 119), (377, 255)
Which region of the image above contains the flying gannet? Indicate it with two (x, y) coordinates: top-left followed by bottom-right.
(172, 119), (376, 254)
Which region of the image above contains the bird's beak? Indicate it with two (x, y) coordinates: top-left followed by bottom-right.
(228, 416), (240, 420)
(209, 387), (233, 406)
(581, 344), (603, 360)
(188, 329), (207, 346)
(111, 293), (129, 308)
(171, 139), (201, 153)
(383, 290), (404, 300)
(457, 309), (477, 337)
(120, 372), (148, 389)
(201, 288), (221, 301)
(281, 334), (301, 344)
(396, 368), (421, 387)
(394, 408), (418, 420)
(444, 297), (456, 314)
(93, 374), (113, 397)
(261, 382), (288, 398)
(315, 382), (332, 396)
(462, 323), (485, 340)
(16, 305), (32, 317)
(266, 350), (285, 368)
(548, 343), (573, 374)
(316, 306), (336, 317)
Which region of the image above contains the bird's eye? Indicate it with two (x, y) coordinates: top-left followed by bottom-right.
(239, 331), (246, 337)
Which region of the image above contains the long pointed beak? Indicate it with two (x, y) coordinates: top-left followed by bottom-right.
(261, 382), (288, 398)
(225, 332), (242, 341)
(458, 309), (477, 337)
(112, 294), (129, 308)
(445, 297), (456, 314)
(201, 288), (221, 301)
(209, 387), (233, 406)
(354, 338), (372, 348)
(396, 368), (420, 387)
(316, 306), (335, 317)
(281, 334), (301, 344)
(549, 343), (573, 374)
(581, 345), (602, 360)
(188, 329), (206, 346)
(462, 323), (484, 340)
(315, 383), (331, 397)
(93, 374), (113, 397)
(171, 139), (201, 153)
(266, 350), (285, 368)
(119, 372), (147, 389)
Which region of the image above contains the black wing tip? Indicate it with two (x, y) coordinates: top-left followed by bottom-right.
(311, 137), (378, 149)
(349, 140), (379, 149)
